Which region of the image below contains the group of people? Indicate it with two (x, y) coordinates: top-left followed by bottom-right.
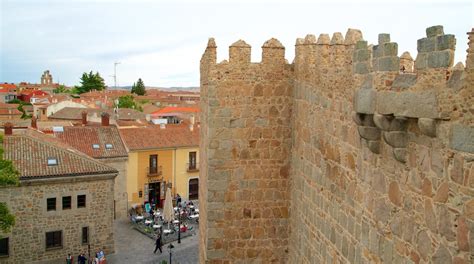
(65, 249), (105, 264)
(176, 195), (198, 218)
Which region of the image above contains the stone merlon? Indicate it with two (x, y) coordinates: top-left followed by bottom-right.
(229, 39), (251, 64)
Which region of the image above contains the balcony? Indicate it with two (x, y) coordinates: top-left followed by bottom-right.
(147, 166), (163, 177)
(187, 163), (199, 172)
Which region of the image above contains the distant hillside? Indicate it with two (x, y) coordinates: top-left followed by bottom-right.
(110, 86), (199, 92)
(165, 87), (200, 92)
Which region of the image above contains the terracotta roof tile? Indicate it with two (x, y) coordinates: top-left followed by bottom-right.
(3, 133), (117, 180)
(151, 107), (200, 116)
(119, 124), (199, 150)
(54, 126), (128, 159)
(0, 120), (31, 128)
(115, 120), (148, 127)
(0, 84), (17, 92)
(0, 108), (22, 115)
(0, 103), (19, 109)
(49, 107), (145, 121)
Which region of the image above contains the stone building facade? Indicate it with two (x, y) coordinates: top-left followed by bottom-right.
(0, 131), (117, 264)
(200, 26), (474, 263)
(41, 70), (53, 85)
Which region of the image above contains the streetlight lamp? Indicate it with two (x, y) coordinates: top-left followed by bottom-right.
(112, 61), (121, 89)
(168, 243), (174, 264)
(178, 204), (181, 244)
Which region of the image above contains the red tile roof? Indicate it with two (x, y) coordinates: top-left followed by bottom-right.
(3, 132), (117, 180)
(0, 103), (19, 109)
(115, 120), (149, 127)
(20, 90), (49, 96)
(0, 83), (17, 92)
(0, 120), (30, 128)
(141, 104), (161, 115)
(79, 90), (130, 99)
(151, 107), (200, 116)
(54, 126), (128, 159)
(119, 123), (199, 151)
(49, 107), (146, 121)
(0, 108), (22, 115)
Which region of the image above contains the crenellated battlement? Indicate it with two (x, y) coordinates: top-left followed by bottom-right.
(200, 25), (474, 264)
(294, 29), (363, 70)
(200, 29), (364, 72)
(200, 38), (289, 67)
(352, 26), (473, 162)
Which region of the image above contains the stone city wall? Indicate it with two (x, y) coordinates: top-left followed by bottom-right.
(200, 38), (293, 263)
(200, 26), (474, 263)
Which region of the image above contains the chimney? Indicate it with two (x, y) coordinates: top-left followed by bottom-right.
(31, 116), (37, 129)
(101, 112), (110, 126)
(4, 122), (13, 135)
(81, 111), (87, 125)
(189, 124), (194, 132)
(190, 114), (195, 125)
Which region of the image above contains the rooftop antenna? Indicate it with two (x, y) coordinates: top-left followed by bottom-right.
(114, 98), (119, 120)
(112, 61), (121, 89)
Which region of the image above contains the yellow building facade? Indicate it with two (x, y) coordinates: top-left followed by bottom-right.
(175, 147), (199, 200)
(120, 125), (200, 208)
(126, 149), (174, 206)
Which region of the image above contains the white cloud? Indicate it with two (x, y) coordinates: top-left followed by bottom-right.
(1, 1), (472, 86)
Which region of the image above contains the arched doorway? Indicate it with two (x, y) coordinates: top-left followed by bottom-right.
(189, 178), (199, 200)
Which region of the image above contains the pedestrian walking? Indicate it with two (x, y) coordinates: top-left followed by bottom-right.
(78, 253), (87, 264)
(66, 253), (73, 264)
(97, 248), (106, 264)
(176, 194), (181, 207)
(153, 233), (162, 254)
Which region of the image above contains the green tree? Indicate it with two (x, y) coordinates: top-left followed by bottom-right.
(76, 71), (106, 94)
(0, 203), (15, 234)
(117, 95), (137, 109)
(131, 78), (146, 95)
(53, 84), (69, 94)
(0, 134), (19, 234)
(6, 99), (21, 104)
(116, 95), (144, 111)
(7, 99), (31, 119)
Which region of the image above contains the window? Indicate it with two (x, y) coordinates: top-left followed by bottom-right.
(92, 144), (100, 149)
(149, 155), (158, 174)
(0, 237), (8, 257)
(77, 195), (86, 208)
(189, 152), (197, 170)
(52, 126), (64, 132)
(189, 178), (199, 200)
(45, 231), (62, 249)
(62, 196), (71, 210)
(47, 158), (58, 166)
(47, 198), (56, 211)
(105, 144), (113, 149)
(82, 227), (89, 244)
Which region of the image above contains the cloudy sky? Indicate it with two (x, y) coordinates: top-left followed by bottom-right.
(0, 0), (472, 87)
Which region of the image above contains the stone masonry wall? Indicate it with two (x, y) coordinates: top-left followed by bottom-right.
(0, 174), (116, 264)
(200, 26), (474, 264)
(102, 158), (128, 219)
(200, 38), (293, 263)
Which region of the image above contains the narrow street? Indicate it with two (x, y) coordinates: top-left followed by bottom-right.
(107, 219), (199, 264)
